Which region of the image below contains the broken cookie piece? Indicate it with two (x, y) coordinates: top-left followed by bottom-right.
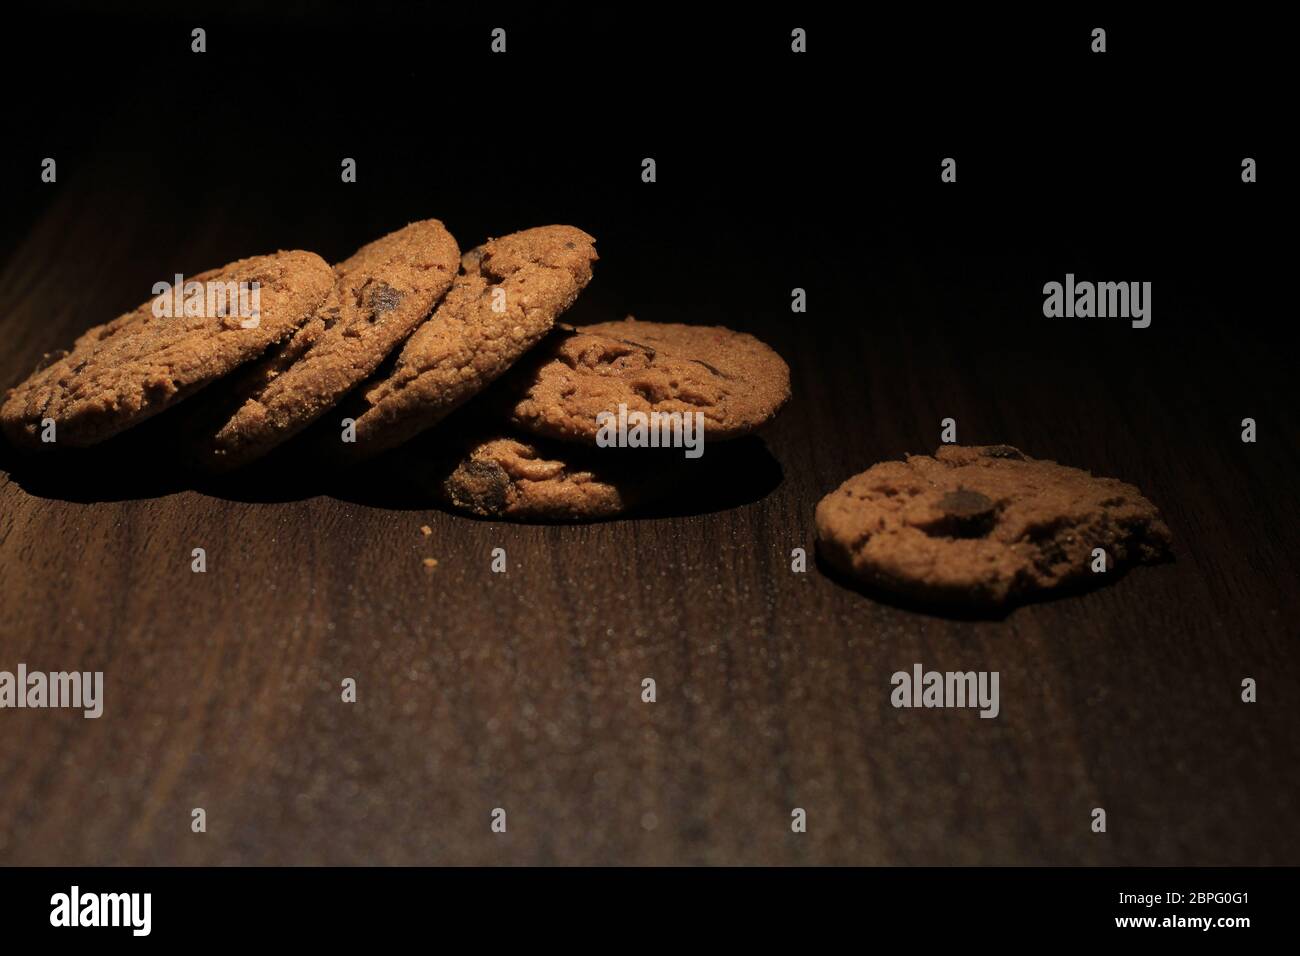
(814, 445), (1172, 608)
(405, 426), (674, 522)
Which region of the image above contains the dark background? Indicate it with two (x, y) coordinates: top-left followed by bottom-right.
(0, 5), (1294, 866)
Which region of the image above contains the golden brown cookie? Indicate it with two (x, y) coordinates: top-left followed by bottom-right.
(190, 220), (460, 470)
(338, 225), (597, 458)
(1, 250), (332, 450)
(504, 318), (790, 444)
(815, 445), (1172, 607)
(416, 432), (664, 522)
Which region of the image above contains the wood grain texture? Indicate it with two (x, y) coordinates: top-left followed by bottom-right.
(0, 166), (1296, 867)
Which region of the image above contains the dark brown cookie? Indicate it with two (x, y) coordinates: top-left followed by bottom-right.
(413, 431), (665, 522)
(190, 220), (460, 470)
(1, 250), (332, 450)
(504, 318), (790, 444)
(337, 225), (597, 458)
(815, 445), (1172, 607)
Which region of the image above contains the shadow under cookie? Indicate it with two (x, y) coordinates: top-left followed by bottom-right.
(814, 542), (1177, 621)
(0, 415), (194, 503)
(628, 436), (784, 520)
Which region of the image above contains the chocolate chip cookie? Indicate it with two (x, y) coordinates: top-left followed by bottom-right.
(504, 318), (790, 444)
(1, 250), (332, 449)
(415, 431), (665, 522)
(192, 220), (459, 470)
(339, 225), (597, 458)
(815, 445), (1172, 607)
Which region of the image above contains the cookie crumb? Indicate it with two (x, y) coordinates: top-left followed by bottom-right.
(420, 525), (432, 536)
(422, 557), (439, 569)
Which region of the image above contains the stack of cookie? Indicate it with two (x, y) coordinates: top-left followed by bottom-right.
(418, 317), (792, 521)
(1, 222), (792, 522)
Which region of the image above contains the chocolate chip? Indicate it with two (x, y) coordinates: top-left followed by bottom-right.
(363, 280), (404, 318)
(981, 445), (1025, 460)
(453, 459), (511, 514)
(939, 488), (995, 517)
(919, 488), (999, 538)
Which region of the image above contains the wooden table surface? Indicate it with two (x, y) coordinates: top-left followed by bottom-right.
(1, 11), (1295, 867)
